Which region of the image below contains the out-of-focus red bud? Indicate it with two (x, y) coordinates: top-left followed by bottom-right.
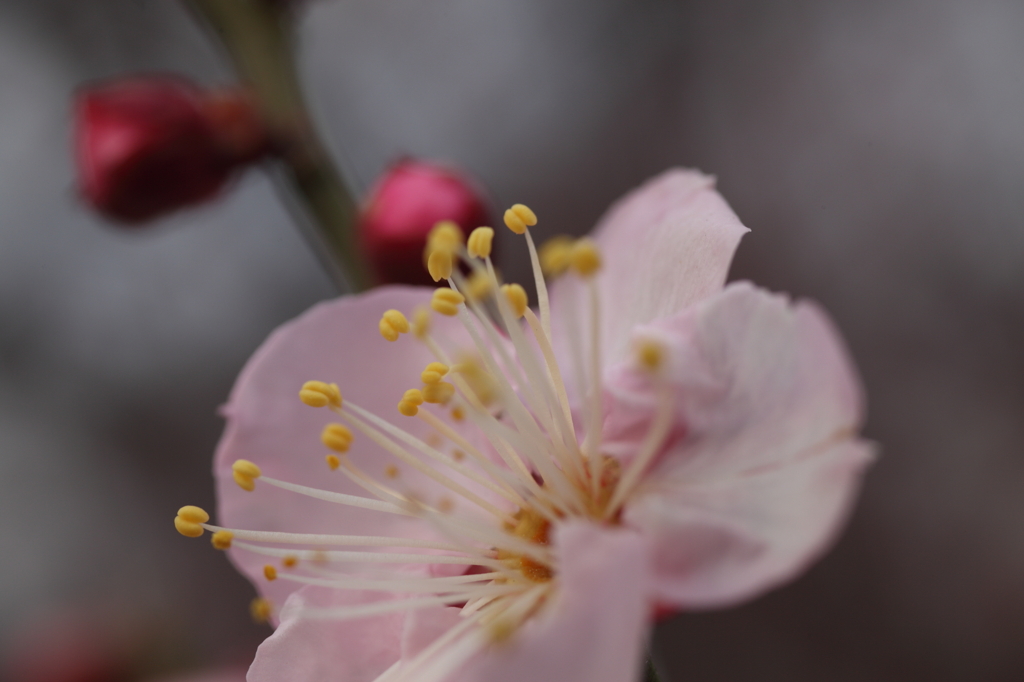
(358, 159), (492, 285)
(74, 75), (270, 224)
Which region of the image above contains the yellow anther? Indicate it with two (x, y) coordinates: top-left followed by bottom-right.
(264, 565), (278, 581)
(177, 505), (210, 524)
(174, 506), (210, 538)
(422, 381), (456, 405)
(412, 306), (431, 339)
(465, 270), (494, 302)
(211, 530), (234, 550)
(431, 288), (465, 316)
(282, 555), (298, 568)
(325, 454), (341, 470)
(503, 203), (538, 235)
(467, 226), (495, 258)
(450, 406), (465, 422)
(500, 283), (528, 318)
(452, 356), (496, 405)
(635, 338), (666, 373)
(174, 516), (204, 538)
(321, 423), (354, 453)
(232, 459), (262, 492)
(385, 464), (400, 479)
(570, 238), (601, 277)
(379, 309), (411, 341)
(427, 220), (464, 251)
(539, 235), (573, 277)
(398, 388), (424, 416)
(299, 380), (341, 408)
(250, 597), (272, 624)
(426, 249), (454, 282)
(421, 362), (450, 384)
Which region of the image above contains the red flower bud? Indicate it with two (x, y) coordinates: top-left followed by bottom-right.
(359, 159), (492, 285)
(74, 75), (269, 224)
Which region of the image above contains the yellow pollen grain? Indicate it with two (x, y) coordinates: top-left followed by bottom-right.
(299, 380), (341, 408)
(570, 238), (601, 277)
(211, 530), (234, 550)
(325, 454), (341, 470)
(250, 597), (272, 624)
(431, 288), (465, 316)
(231, 461), (260, 492)
(380, 310), (411, 342)
(438, 497), (454, 513)
(539, 235), (573, 277)
(426, 249), (454, 282)
(500, 283), (528, 318)
(177, 505), (210, 524)
(450, 406), (465, 422)
(421, 362), (449, 384)
(263, 564), (278, 581)
(321, 423), (354, 453)
(282, 555), (298, 568)
(412, 306), (431, 339)
(398, 388), (424, 416)
(174, 516), (204, 538)
(173, 507), (208, 538)
(466, 270), (494, 301)
(426, 433), (443, 447)
(427, 221), (464, 251)
(452, 356), (496, 406)
(467, 226), (494, 258)
(452, 449), (465, 462)
(422, 381), (456, 405)
(489, 617), (516, 643)
(636, 339), (665, 373)
(385, 464), (400, 479)
(503, 203), (537, 235)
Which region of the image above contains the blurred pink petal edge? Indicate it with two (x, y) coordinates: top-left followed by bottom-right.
(212, 168), (874, 682)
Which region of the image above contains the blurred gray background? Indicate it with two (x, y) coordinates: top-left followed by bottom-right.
(1, 0), (1023, 680)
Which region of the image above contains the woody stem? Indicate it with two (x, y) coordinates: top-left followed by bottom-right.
(184, 0), (371, 292)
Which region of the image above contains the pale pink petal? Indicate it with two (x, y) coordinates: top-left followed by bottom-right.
(625, 439), (873, 608)
(401, 606), (464, 659)
(607, 282), (873, 606)
(549, 168), (749, 368)
(654, 282), (864, 477)
(248, 586), (404, 682)
(214, 286), (484, 607)
(456, 522), (651, 682)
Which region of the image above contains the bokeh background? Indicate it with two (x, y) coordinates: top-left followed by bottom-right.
(2, 1), (1023, 680)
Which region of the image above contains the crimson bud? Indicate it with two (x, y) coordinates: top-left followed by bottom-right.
(74, 75), (269, 224)
(359, 159), (492, 285)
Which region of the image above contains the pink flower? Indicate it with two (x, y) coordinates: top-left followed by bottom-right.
(177, 169), (873, 682)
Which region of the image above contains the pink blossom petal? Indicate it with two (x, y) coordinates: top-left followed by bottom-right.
(653, 282), (864, 477)
(457, 522), (651, 682)
(401, 605), (464, 659)
(214, 287), (484, 607)
(626, 439), (873, 608)
(550, 168), (748, 368)
(248, 586), (404, 682)
(610, 282), (873, 606)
